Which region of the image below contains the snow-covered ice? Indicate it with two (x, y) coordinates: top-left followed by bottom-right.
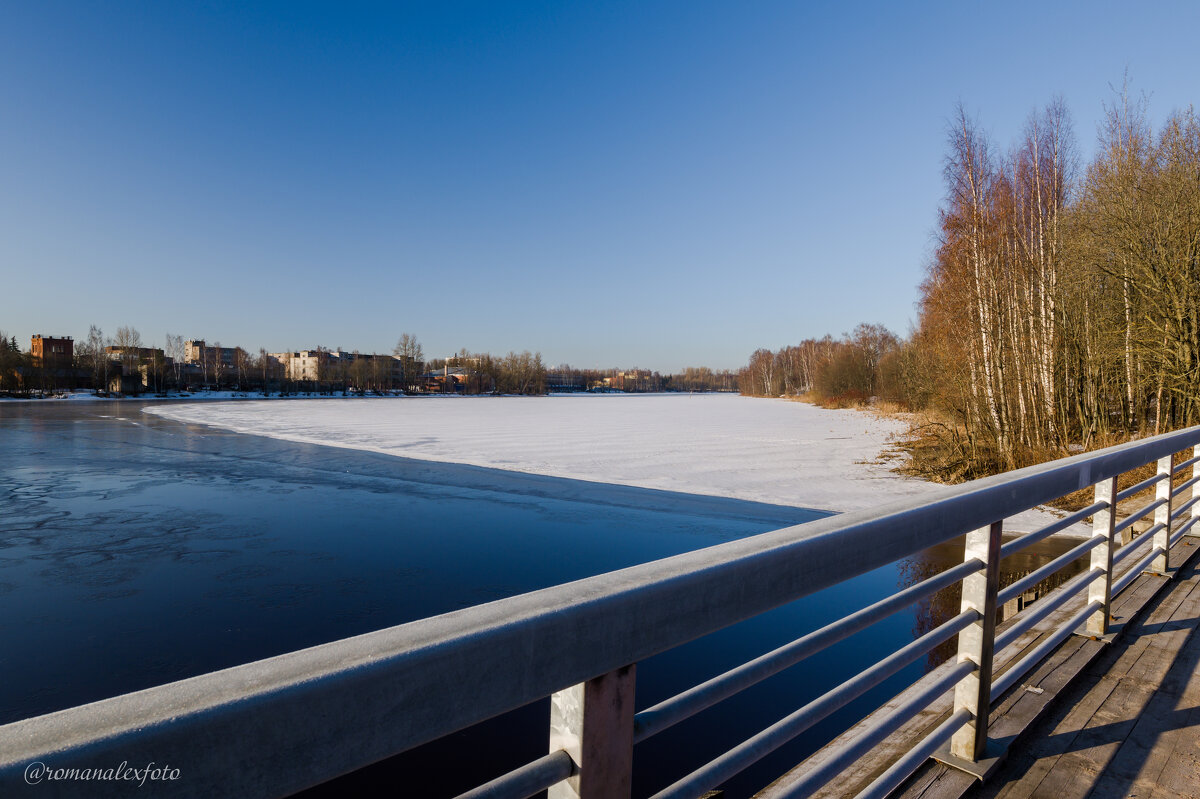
(143, 393), (1081, 535)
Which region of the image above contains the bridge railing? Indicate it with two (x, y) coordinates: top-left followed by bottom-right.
(4, 427), (1200, 798)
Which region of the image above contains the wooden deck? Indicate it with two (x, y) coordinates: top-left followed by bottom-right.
(947, 543), (1200, 799)
(760, 536), (1200, 799)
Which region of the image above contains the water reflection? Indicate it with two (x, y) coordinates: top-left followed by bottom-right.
(898, 536), (1088, 671)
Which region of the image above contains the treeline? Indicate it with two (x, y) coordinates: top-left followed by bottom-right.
(2, 325), (737, 398)
(743, 86), (1200, 479)
(739, 324), (910, 407)
(437, 349), (738, 394)
(428, 349), (549, 395)
(921, 91), (1200, 470)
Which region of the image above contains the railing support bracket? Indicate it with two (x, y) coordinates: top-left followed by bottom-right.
(932, 738), (1008, 781)
(1071, 624), (1118, 644)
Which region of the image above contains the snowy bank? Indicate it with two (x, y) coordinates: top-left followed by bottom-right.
(143, 394), (1085, 536)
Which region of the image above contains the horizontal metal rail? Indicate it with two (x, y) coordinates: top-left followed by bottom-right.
(1172, 455), (1200, 474)
(990, 600), (1103, 701)
(762, 660), (975, 798)
(1172, 516), (1200, 546)
(1170, 494), (1200, 522)
(632, 557), (983, 743)
(1113, 522), (1164, 566)
(651, 610), (978, 798)
(1115, 472), (1169, 502)
(455, 751), (574, 799)
(998, 501), (1107, 559)
(2, 426), (1199, 798)
(997, 536), (1102, 606)
(1114, 497), (1167, 536)
(994, 568), (1102, 653)
(1173, 474), (1200, 496)
(1112, 547), (1167, 596)
(853, 708), (972, 799)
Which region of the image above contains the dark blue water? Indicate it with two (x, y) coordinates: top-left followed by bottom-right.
(0, 402), (1078, 797)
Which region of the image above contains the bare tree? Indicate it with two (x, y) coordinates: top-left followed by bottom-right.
(112, 327), (144, 394)
(234, 347), (251, 390)
(78, 325), (110, 393)
(165, 333), (185, 391)
(393, 333), (424, 392)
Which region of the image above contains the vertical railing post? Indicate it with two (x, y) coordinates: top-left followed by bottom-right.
(1150, 455), (1173, 574)
(1086, 476), (1119, 637)
(1191, 445), (1200, 538)
(949, 521), (1002, 762)
(549, 665), (636, 799)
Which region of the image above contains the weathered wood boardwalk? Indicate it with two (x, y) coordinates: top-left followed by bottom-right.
(949, 543), (1200, 799)
(762, 536), (1200, 799)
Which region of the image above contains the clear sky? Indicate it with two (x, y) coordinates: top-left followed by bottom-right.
(2, 2), (1197, 372)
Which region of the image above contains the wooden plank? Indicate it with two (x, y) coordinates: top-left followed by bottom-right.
(988, 674), (1121, 799)
(1083, 568), (1200, 797)
(1000, 561), (1199, 798)
(982, 546), (1200, 799)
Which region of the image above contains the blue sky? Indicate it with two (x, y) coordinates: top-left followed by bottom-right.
(2, 2), (1197, 371)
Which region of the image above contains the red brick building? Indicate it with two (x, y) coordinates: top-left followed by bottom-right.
(30, 335), (73, 369)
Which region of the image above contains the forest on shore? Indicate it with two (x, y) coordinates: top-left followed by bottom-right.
(742, 86), (1200, 482)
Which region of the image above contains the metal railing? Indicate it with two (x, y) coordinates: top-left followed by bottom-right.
(3, 427), (1200, 798)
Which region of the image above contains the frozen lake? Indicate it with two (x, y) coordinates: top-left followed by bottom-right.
(146, 393), (919, 514)
(0, 399), (1082, 797)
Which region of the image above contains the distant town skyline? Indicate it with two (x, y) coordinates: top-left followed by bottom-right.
(3, 2), (1199, 372)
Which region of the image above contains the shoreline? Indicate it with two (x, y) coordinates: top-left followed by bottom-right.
(142, 394), (1092, 538)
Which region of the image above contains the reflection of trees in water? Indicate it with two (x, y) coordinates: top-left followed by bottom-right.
(897, 538), (1089, 671)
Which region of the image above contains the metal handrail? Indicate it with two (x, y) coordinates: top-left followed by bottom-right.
(1112, 547), (1167, 596)
(1170, 494), (1200, 522)
(632, 557), (983, 743)
(997, 536), (1102, 606)
(1115, 472), (1168, 502)
(1172, 516), (1200, 546)
(4, 425), (1200, 798)
(993, 568), (1102, 653)
(998, 501), (1107, 559)
(1113, 522), (1165, 566)
(651, 610), (978, 799)
(854, 709), (971, 799)
(1172, 455), (1200, 475)
(990, 599), (1104, 701)
(1173, 473), (1200, 495)
(1114, 497), (1167, 535)
(765, 660), (975, 798)
(457, 751), (574, 799)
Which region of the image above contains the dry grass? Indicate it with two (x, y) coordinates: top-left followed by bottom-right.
(783, 393), (1193, 516)
(889, 411), (1198, 514)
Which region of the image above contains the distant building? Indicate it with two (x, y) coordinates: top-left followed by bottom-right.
(105, 345), (166, 363)
(30, 335), (73, 369)
(273, 350), (404, 387)
(275, 349), (325, 382)
(421, 366), (470, 393)
(602, 370), (653, 391)
(185, 340), (238, 369)
(545, 370), (586, 391)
